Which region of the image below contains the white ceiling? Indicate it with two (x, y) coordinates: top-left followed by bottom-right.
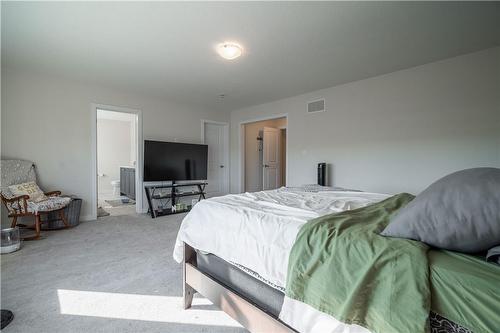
(2, 2), (500, 112)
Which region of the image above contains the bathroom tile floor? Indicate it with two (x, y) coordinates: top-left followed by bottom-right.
(98, 192), (137, 217)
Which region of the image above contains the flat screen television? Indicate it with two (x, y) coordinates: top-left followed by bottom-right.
(144, 140), (208, 182)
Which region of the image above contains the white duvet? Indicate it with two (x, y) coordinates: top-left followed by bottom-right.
(173, 187), (390, 333)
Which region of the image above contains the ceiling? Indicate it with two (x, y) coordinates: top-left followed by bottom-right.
(2, 2), (500, 112)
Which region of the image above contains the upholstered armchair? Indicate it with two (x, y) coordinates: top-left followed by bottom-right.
(0, 160), (71, 240)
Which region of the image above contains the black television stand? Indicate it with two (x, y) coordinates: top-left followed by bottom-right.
(144, 181), (207, 218)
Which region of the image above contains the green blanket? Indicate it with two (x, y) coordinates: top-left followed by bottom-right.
(286, 193), (430, 333)
(429, 250), (500, 332)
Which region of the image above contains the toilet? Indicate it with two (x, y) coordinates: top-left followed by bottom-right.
(111, 180), (120, 197)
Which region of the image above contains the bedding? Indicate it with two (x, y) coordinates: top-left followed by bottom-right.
(174, 187), (497, 332)
(173, 187), (390, 287)
(429, 250), (500, 332)
(381, 168), (500, 253)
(486, 246), (500, 264)
(283, 184), (361, 192)
(285, 193), (429, 333)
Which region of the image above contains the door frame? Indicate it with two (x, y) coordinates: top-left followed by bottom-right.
(201, 119), (230, 196)
(238, 114), (288, 193)
(90, 103), (143, 220)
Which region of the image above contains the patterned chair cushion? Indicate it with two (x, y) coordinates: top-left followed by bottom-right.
(9, 181), (48, 203)
(11, 196), (71, 214)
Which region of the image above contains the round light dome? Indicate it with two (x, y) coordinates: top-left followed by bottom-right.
(216, 42), (243, 60)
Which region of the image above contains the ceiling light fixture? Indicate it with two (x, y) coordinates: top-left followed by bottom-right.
(216, 42), (243, 60)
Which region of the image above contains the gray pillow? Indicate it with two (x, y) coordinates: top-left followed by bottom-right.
(381, 168), (500, 253)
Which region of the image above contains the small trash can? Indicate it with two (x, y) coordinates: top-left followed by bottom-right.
(41, 196), (82, 230)
(1, 227), (21, 254)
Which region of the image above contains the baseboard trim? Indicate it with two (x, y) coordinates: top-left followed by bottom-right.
(80, 214), (96, 222)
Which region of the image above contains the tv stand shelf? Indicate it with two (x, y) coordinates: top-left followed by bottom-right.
(144, 182), (207, 218)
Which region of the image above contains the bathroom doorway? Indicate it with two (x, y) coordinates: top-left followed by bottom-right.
(91, 105), (142, 218)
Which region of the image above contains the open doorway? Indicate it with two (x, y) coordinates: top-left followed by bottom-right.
(93, 106), (141, 218)
(242, 117), (287, 192)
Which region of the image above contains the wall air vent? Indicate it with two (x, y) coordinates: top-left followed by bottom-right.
(307, 99), (325, 113)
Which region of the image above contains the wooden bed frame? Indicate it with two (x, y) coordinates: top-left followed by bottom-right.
(182, 240), (483, 333)
(183, 243), (295, 332)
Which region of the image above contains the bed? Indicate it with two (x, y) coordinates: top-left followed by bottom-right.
(173, 187), (500, 333)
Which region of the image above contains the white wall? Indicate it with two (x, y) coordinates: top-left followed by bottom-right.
(2, 47), (498, 221)
(97, 117), (134, 195)
(1, 69), (229, 220)
(230, 47), (500, 194)
(244, 117), (287, 192)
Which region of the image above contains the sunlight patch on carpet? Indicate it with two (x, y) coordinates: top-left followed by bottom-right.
(57, 289), (242, 327)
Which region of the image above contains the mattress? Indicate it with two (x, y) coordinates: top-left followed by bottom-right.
(196, 252), (475, 333)
(197, 251), (284, 317)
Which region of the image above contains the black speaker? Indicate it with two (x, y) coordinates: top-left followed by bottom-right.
(317, 163), (326, 186)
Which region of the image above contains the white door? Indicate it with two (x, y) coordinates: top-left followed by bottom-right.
(262, 127), (281, 190)
(204, 122), (229, 197)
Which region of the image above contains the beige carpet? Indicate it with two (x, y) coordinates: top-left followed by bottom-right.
(0, 212), (246, 333)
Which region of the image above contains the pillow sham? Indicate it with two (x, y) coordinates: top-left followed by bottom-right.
(486, 246), (500, 265)
(8, 181), (48, 203)
(381, 168), (500, 253)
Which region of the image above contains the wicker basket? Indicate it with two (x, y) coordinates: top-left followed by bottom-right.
(40, 196), (82, 230)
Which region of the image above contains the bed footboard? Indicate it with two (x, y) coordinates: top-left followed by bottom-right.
(182, 242), (295, 332)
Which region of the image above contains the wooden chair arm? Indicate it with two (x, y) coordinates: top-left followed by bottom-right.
(1, 194), (30, 215)
(44, 191), (61, 197)
(2, 194), (30, 203)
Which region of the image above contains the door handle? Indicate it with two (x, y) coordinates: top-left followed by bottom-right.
(264, 164), (270, 168)
(220, 165), (224, 168)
